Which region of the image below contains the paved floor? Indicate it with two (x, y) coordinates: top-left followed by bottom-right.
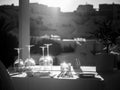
(99, 70), (120, 90)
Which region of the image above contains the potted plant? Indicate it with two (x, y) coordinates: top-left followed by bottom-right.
(89, 18), (120, 72)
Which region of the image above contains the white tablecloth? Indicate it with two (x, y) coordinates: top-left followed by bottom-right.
(10, 66), (104, 90)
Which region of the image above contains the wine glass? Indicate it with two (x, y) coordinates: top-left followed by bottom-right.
(24, 45), (35, 67)
(14, 48), (24, 72)
(39, 46), (46, 65)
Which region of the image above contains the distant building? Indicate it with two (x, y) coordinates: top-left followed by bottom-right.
(99, 3), (120, 20)
(75, 4), (96, 15)
(40, 34), (50, 39)
(0, 4), (18, 11)
(50, 34), (61, 40)
(30, 3), (61, 15)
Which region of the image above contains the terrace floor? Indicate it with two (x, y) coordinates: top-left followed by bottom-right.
(99, 70), (120, 90)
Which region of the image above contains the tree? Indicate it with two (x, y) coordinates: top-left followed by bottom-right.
(31, 38), (62, 56)
(0, 15), (18, 68)
(89, 18), (120, 53)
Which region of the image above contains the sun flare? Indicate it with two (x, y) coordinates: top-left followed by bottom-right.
(30, 0), (73, 12)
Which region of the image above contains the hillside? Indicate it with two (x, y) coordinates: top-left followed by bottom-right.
(30, 3), (97, 38)
(0, 3), (98, 39)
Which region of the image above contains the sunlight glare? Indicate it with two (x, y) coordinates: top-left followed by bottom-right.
(30, 0), (73, 12)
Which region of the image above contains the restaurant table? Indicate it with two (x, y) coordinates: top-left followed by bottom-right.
(10, 66), (105, 90)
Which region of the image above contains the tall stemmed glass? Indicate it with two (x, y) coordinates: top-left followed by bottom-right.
(24, 45), (35, 67)
(14, 48), (24, 72)
(26, 45), (34, 59)
(44, 44), (52, 56)
(44, 44), (53, 66)
(39, 46), (46, 65)
(44, 43), (53, 72)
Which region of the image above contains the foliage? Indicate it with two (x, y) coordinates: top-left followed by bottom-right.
(30, 38), (62, 56)
(62, 45), (75, 53)
(30, 38), (76, 55)
(89, 18), (120, 53)
(0, 15), (18, 68)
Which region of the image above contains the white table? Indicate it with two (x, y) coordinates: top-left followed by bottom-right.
(10, 66), (104, 90)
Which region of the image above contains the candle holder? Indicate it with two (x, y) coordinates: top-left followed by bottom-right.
(75, 58), (81, 69)
(58, 62), (73, 78)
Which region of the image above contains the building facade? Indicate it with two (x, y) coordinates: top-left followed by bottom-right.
(99, 4), (120, 20)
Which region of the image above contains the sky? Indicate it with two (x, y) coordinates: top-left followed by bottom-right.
(0, 0), (120, 12)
